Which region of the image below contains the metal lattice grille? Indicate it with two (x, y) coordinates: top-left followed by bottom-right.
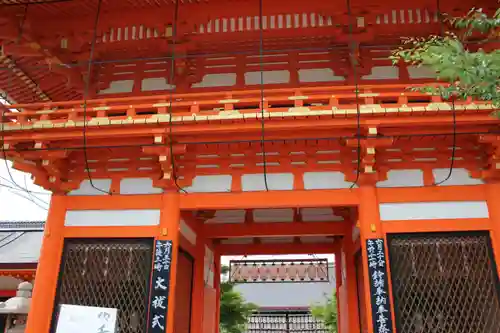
(52, 239), (153, 333)
(388, 232), (500, 333)
(247, 311), (329, 333)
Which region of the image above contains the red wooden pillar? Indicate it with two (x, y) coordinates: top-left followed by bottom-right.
(191, 232), (206, 333)
(486, 183), (500, 275)
(214, 251), (221, 333)
(160, 192), (181, 333)
(334, 247), (343, 333)
(25, 195), (66, 333)
(342, 233), (361, 333)
(358, 186), (397, 333)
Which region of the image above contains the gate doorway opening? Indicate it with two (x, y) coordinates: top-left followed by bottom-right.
(180, 206), (365, 333)
(226, 255), (335, 333)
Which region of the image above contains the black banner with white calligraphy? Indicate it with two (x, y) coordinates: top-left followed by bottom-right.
(366, 238), (394, 333)
(148, 240), (173, 333)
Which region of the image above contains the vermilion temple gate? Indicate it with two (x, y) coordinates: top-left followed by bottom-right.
(0, 0), (500, 333)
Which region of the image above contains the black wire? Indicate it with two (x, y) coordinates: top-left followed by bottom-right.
(346, 0), (361, 189)
(0, 6), (36, 199)
(431, 0), (456, 186)
(166, 0), (187, 194)
(0, 174), (50, 200)
(0, 232), (28, 251)
(258, 0), (269, 191)
(81, 0), (110, 195)
(0, 181), (50, 195)
(8, 189), (48, 210)
(433, 101), (457, 185)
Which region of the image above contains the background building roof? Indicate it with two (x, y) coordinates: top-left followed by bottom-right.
(0, 221), (44, 264)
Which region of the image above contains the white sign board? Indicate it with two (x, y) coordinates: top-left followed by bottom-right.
(55, 304), (118, 333)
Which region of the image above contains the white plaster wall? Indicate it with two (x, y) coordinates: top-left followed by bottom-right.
(245, 70), (290, 85)
(298, 68), (344, 82)
(377, 170), (424, 187)
(141, 78), (174, 91)
(68, 179), (112, 196)
(180, 219), (197, 245)
(65, 209), (161, 226)
(242, 173), (294, 191)
(120, 178), (163, 194)
(379, 201), (489, 221)
(98, 80), (134, 94)
(362, 66), (399, 80)
(192, 73), (237, 88)
(204, 245), (214, 287)
(303, 172), (352, 189)
(407, 65), (436, 79)
(184, 175), (232, 192)
(432, 168), (484, 186)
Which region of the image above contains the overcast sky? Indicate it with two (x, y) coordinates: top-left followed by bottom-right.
(0, 161), (50, 221)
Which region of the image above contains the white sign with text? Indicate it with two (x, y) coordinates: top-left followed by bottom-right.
(55, 304), (118, 333)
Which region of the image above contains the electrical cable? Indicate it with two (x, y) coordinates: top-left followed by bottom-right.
(432, 0), (456, 186)
(0, 181), (51, 195)
(166, 0), (187, 194)
(258, 0), (269, 191)
(8, 190), (48, 210)
(0, 6), (39, 200)
(24, 172), (40, 203)
(1, 174), (50, 199)
(346, 0), (361, 189)
(80, 0), (110, 195)
(432, 101), (457, 185)
(0, 232), (28, 252)
(0, 174), (50, 205)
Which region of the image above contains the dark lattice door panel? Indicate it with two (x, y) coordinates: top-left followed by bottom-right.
(52, 239), (154, 333)
(388, 232), (500, 333)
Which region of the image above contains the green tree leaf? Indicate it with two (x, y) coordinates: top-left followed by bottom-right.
(310, 290), (338, 333)
(391, 8), (500, 110)
(219, 265), (257, 333)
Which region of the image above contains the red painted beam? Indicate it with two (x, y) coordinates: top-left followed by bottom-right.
(216, 242), (340, 255)
(204, 221), (349, 238)
(180, 189), (359, 210)
(0, 290), (16, 298)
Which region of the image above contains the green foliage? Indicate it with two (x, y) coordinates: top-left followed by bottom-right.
(219, 265), (257, 333)
(390, 7), (500, 106)
(310, 290), (338, 333)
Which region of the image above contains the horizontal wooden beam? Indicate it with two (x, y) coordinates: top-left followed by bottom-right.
(204, 221), (348, 238)
(383, 218), (491, 234)
(377, 185), (487, 203)
(180, 189), (358, 209)
(65, 194), (163, 210)
(216, 242), (340, 256)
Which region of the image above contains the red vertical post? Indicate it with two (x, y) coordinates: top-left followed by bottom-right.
(191, 232), (206, 333)
(160, 192), (181, 333)
(342, 233), (361, 333)
(334, 246), (343, 333)
(25, 195), (66, 333)
(358, 186), (397, 333)
(214, 251), (221, 333)
(486, 183), (500, 275)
